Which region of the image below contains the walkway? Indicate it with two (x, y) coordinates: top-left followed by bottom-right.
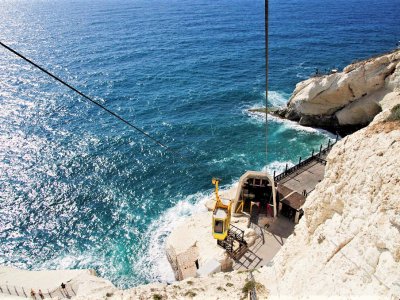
(233, 216), (294, 271)
(0, 267), (84, 299)
(274, 139), (336, 217)
(232, 138), (337, 271)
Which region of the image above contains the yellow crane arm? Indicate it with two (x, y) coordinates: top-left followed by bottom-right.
(212, 178), (222, 207)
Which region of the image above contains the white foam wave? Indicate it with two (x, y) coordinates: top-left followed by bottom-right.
(206, 153), (246, 165)
(262, 160), (295, 175)
(269, 115), (336, 138)
(242, 90), (289, 115)
(135, 191), (211, 283)
(136, 182), (240, 283)
(265, 90), (290, 107)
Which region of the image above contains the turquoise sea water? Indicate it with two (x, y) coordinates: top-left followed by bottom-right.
(0, 0), (399, 288)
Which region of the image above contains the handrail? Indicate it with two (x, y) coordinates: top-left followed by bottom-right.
(274, 138), (337, 183)
(217, 224), (248, 259)
(0, 281), (76, 299)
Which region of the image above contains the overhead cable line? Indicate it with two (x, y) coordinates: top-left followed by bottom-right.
(265, 0), (269, 169)
(0, 41), (182, 157)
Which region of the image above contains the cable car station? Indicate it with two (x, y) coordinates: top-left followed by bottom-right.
(211, 139), (336, 271)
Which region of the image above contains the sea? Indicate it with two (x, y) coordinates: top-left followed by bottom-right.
(0, 0), (399, 288)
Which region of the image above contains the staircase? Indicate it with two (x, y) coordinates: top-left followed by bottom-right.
(217, 224), (248, 259)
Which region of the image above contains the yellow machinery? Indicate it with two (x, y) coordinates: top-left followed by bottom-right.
(211, 178), (232, 240)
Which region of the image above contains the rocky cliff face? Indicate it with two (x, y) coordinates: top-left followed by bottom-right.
(258, 110), (400, 298)
(277, 50), (400, 134)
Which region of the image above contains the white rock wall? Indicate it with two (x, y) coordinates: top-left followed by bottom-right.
(258, 115), (400, 299)
(287, 50), (400, 126)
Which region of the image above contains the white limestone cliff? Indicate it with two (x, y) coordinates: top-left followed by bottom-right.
(258, 110), (400, 298)
(279, 50), (400, 132)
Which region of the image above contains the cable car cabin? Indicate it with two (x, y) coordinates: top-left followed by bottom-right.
(211, 178), (232, 241)
(212, 198), (232, 240)
(232, 171), (277, 218)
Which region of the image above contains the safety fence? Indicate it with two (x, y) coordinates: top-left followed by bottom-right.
(274, 136), (338, 183)
(217, 224), (248, 260)
(0, 282), (76, 299)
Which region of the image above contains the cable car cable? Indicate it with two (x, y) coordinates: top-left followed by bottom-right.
(265, 0), (269, 169)
(0, 41), (190, 160)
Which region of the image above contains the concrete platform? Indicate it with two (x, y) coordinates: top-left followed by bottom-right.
(233, 216), (295, 271)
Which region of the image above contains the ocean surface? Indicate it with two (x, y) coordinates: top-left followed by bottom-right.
(1, 0), (399, 288)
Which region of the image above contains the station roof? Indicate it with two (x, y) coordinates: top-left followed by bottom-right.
(214, 208), (227, 219)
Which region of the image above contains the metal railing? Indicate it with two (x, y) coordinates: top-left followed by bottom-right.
(217, 224), (248, 259)
(0, 282), (76, 299)
(229, 224), (246, 244)
(274, 136), (338, 182)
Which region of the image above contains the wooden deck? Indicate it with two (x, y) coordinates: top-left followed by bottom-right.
(275, 144), (332, 212)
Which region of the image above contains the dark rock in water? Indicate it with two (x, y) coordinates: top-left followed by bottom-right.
(277, 108), (367, 136)
(284, 108), (301, 121)
(298, 115), (337, 128)
(247, 107), (280, 114)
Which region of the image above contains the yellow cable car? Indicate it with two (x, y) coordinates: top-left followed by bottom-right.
(211, 178), (232, 240)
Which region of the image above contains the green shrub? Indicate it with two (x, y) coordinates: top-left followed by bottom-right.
(152, 294), (163, 300)
(184, 290), (197, 298)
(242, 280), (266, 294)
(388, 104), (400, 121)
(226, 282), (234, 287)
(242, 281), (256, 294)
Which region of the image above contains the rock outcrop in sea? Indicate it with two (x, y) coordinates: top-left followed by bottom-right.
(276, 49), (400, 134)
